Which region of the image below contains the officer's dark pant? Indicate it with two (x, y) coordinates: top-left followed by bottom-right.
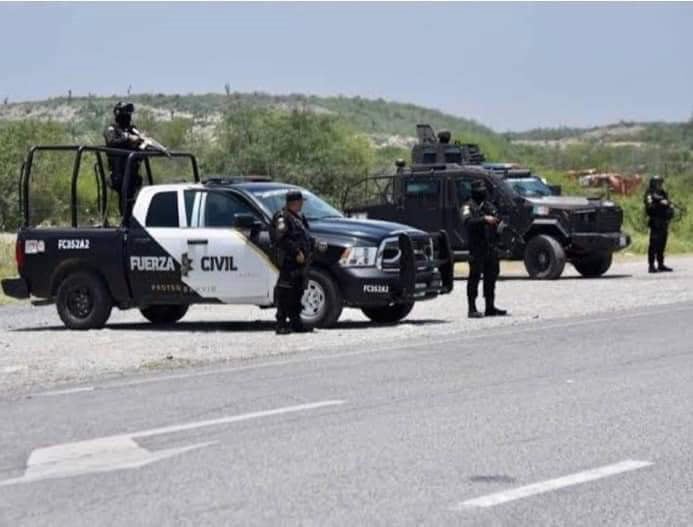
(275, 272), (305, 328)
(467, 253), (500, 309)
(648, 226), (668, 268)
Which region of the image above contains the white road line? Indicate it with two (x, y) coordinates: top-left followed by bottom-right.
(129, 400), (346, 439)
(453, 459), (653, 510)
(32, 386), (95, 397)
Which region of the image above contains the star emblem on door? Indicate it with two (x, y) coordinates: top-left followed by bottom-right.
(180, 252), (194, 277)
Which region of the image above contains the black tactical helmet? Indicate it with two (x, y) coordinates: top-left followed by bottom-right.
(286, 190), (304, 203)
(113, 101), (135, 117)
(649, 174), (664, 189)
(471, 180), (487, 201)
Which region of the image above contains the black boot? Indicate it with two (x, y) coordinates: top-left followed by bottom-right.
(648, 265), (658, 273)
(276, 324), (292, 335)
(468, 297), (483, 319)
(290, 319), (313, 333)
(485, 296), (508, 317)
(658, 265), (673, 272)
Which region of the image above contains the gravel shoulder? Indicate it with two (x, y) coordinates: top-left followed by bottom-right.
(1, 255), (692, 394)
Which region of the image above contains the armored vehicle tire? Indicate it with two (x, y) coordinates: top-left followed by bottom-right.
(524, 234), (566, 280)
(361, 302), (415, 324)
(56, 271), (113, 330)
(140, 305), (189, 325)
(301, 268), (343, 328)
(573, 252), (613, 278)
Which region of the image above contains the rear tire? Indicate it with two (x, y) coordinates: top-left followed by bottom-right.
(301, 268), (343, 328)
(140, 305), (189, 325)
(524, 234), (566, 279)
(361, 302), (415, 324)
(56, 271), (113, 330)
(573, 252), (613, 278)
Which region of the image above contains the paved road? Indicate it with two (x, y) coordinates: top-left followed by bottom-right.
(0, 301), (691, 526)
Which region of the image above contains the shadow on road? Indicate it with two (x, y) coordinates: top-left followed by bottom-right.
(10, 318), (449, 333)
(454, 273), (632, 282)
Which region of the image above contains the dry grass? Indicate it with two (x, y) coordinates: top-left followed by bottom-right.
(0, 234), (17, 304)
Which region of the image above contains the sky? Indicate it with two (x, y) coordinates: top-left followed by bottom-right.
(1, 2), (692, 132)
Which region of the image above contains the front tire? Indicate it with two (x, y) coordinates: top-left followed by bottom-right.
(301, 268), (343, 328)
(361, 302), (415, 324)
(573, 252), (613, 277)
(524, 234), (566, 279)
(140, 305), (189, 325)
(56, 271), (113, 330)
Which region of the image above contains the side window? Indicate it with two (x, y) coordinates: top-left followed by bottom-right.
(200, 192), (259, 228)
(455, 178), (473, 205)
(146, 191), (179, 227)
(404, 178), (440, 200)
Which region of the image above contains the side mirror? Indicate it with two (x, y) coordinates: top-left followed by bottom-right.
(234, 213), (261, 230)
(549, 185), (562, 196)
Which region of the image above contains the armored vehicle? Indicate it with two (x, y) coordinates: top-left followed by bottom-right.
(345, 125), (630, 279)
(2, 145), (453, 329)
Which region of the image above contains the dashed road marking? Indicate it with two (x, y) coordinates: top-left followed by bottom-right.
(453, 459), (653, 509)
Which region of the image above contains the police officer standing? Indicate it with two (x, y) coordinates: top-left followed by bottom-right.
(644, 175), (674, 273)
(104, 102), (143, 214)
(462, 180), (508, 318)
(271, 191), (315, 335)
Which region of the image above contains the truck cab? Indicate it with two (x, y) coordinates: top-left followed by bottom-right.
(345, 125), (631, 279)
(2, 145), (453, 329)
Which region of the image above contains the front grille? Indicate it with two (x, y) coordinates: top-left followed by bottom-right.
(571, 208), (622, 233)
(379, 235), (434, 272)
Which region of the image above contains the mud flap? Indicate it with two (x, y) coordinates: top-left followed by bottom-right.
(437, 230), (455, 293)
(398, 233), (416, 300)
(1, 278), (29, 299)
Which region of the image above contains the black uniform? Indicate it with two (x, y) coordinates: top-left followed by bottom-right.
(462, 186), (507, 317)
(644, 179), (674, 272)
(271, 205), (314, 333)
(103, 103), (142, 214)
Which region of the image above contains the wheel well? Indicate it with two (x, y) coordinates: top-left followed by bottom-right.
(524, 226), (568, 246)
(50, 260), (113, 299)
(310, 263), (343, 296)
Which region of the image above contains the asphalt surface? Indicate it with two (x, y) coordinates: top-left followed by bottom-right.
(0, 301), (691, 526)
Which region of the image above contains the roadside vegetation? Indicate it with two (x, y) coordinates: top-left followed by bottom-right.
(0, 236), (14, 303)
(1, 93), (691, 283)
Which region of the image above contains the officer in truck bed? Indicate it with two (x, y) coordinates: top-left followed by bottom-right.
(271, 191), (315, 335)
(462, 180), (508, 319)
(103, 102), (143, 214)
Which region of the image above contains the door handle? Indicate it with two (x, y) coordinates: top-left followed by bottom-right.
(187, 239), (208, 245)
(133, 237), (150, 245)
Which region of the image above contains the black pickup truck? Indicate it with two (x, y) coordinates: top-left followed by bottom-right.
(2, 145), (453, 329)
(345, 125), (630, 279)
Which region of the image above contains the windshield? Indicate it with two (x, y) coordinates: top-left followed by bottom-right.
(505, 177), (553, 197)
(250, 188), (344, 221)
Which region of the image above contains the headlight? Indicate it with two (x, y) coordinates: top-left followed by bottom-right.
(339, 246), (378, 267)
(533, 205), (550, 216)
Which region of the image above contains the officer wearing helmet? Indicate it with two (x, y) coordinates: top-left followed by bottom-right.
(462, 180), (508, 318)
(271, 190), (315, 334)
(644, 175), (674, 273)
(104, 102), (143, 213)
